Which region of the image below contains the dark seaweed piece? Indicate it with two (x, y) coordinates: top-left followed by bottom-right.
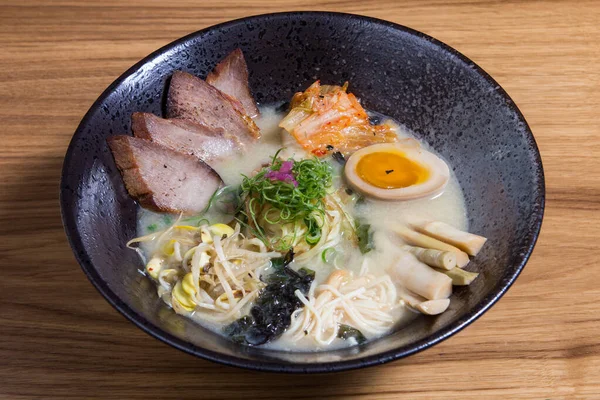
(326, 144), (334, 151)
(282, 248), (295, 266)
(264, 250), (296, 284)
(337, 324), (367, 344)
(332, 151), (346, 165)
(223, 315), (255, 344)
(224, 250), (315, 346)
(356, 221), (374, 254)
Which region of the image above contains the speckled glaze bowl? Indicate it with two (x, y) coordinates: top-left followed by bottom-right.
(60, 12), (544, 373)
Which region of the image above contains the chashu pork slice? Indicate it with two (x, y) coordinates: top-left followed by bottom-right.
(131, 112), (242, 163)
(107, 135), (222, 215)
(167, 70), (260, 142)
(206, 49), (260, 118)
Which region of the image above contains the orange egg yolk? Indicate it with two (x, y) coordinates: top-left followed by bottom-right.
(355, 151), (430, 189)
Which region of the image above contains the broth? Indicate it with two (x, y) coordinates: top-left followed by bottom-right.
(136, 104), (467, 351)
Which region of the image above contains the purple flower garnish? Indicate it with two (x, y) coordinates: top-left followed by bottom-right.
(279, 161), (294, 174)
(265, 161), (298, 186)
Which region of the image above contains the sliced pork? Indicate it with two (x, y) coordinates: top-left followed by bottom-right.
(131, 112), (242, 163)
(206, 49), (260, 118)
(107, 135), (222, 214)
(167, 70), (260, 142)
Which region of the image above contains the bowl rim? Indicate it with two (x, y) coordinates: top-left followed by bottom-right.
(60, 11), (545, 373)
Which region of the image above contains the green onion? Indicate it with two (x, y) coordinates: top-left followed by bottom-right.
(239, 150), (333, 250)
(146, 223), (158, 232)
(321, 248), (336, 263)
(304, 217), (322, 245)
(213, 185), (242, 214)
(179, 185), (240, 227)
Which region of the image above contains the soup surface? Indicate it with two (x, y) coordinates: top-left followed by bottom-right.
(106, 50), (487, 352)
(136, 105), (468, 351)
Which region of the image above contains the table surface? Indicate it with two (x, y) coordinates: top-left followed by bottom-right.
(1, 0), (598, 398)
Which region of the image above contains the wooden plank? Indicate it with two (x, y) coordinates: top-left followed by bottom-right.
(0, 0), (598, 398)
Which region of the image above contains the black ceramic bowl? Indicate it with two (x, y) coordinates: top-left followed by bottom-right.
(60, 12), (544, 373)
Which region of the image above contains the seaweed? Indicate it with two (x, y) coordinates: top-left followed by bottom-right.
(356, 221), (374, 254)
(337, 324), (367, 344)
(224, 250), (315, 346)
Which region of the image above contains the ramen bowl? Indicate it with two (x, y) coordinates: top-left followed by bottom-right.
(60, 12), (544, 373)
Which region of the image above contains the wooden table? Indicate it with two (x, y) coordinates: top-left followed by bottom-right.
(1, 1), (598, 398)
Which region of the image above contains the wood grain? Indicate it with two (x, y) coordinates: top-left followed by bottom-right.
(1, 1), (598, 398)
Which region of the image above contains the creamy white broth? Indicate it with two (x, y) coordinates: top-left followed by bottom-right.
(212, 106), (288, 186)
(137, 104), (467, 351)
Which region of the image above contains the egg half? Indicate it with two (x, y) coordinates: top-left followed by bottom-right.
(344, 143), (450, 201)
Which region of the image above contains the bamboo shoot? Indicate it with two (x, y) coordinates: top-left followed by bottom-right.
(401, 245), (456, 270)
(388, 252), (452, 300)
(414, 221), (487, 256)
(397, 287), (451, 315)
(393, 225), (470, 268)
(439, 267), (479, 286)
(415, 299), (450, 315)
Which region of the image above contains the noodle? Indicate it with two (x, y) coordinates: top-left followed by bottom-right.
(283, 262), (399, 345)
(125, 102), (477, 350)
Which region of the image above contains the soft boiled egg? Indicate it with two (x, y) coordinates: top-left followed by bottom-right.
(344, 143), (450, 201)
